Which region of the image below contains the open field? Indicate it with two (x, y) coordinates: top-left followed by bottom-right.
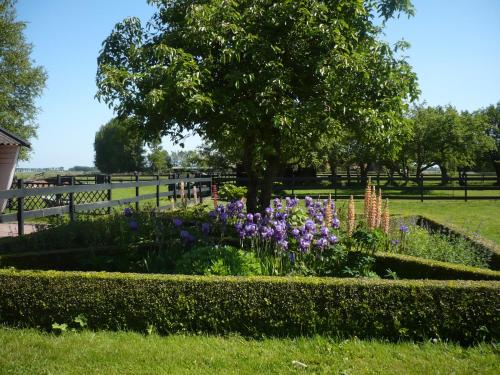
(0, 328), (498, 375)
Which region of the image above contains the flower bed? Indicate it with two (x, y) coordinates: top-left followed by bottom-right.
(1, 180), (497, 279)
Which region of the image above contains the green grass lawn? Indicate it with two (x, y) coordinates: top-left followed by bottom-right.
(0, 328), (498, 375)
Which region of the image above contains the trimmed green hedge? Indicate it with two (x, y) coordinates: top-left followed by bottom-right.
(374, 252), (500, 280)
(0, 269), (498, 344)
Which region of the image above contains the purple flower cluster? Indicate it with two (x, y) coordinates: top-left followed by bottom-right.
(222, 196), (340, 254)
(209, 200), (244, 224)
(180, 230), (195, 244)
(123, 208), (138, 231)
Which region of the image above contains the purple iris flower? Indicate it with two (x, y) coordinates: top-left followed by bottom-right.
(315, 213), (324, 223)
(332, 217), (340, 229)
(305, 219), (315, 232)
(244, 223), (257, 236)
(315, 237), (329, 250)
(209, 210), (217, 219)
(391, 239), (401, 245)
(129, 220), (138, 231)
(299, 238), (311, 252)
(303, 232), (314, 242)
(265, 206), (274, 217)
(273, 198), (282, 210)
(305, 196), (313, 207)
(201, 222), (210, 236)
(277, 240), (288, 250)
(329, 235), (338, 244)
(246, 213), (254, 222)
(400, 225), (409, 233)
(220, 212), (228, 223)
(172, 218), (183, 228)
(180, 230), (195, 243)
(124, 207), (133, 217)
(291, 228), (300, 238)
(289, 252), (296, 263)
(320, 226), (329, 237)
(254, 213), (262, 223)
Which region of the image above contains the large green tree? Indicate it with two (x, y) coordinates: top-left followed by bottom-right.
(97, 0), (418, 211)
(0, 0), (46, 159)
(479, 102), (500, 184)
(405, 105), (494, 183)
(94, 118), (146, 173)
(147, 143), (172, 173)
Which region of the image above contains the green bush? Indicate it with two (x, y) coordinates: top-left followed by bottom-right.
(0, 269), (498, 344)
(218, 184), (247, 201)
(374, 252), (500, 280)
(176, 245), (262, 276)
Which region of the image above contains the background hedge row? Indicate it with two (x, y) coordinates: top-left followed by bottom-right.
(374, 252), (500, 280)
(0, 269), (498, 344)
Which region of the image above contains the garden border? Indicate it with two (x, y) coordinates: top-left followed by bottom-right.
(0, 269), (498, 344)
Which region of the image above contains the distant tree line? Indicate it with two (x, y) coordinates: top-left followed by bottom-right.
(93, 118), (230, 174)
(311, 103), (499, 184)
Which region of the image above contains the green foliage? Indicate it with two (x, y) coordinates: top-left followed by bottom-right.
(176, 245), (261, 276)
(0, 0), (47, 160)
(0, 269), (498, 343)
(218, 184), (247, 201)
(51, 314), (88, 335)
(96, 0), (419, 209)
(94, 117), (146, 173)
(478, 102), (500, 182)
(393, 226), (491, 268)
(147, 143), (172, 173)
(374, 252), (500, 281)
(405, 105), (495, 179)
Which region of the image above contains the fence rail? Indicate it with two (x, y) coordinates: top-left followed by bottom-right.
(0, 175), (212, 235)
(213, 173), (500, 201)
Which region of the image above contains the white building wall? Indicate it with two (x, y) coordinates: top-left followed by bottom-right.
(0, 145), (20, 212)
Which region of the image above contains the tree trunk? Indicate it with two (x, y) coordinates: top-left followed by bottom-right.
(242, 139), (258, 213)
(358, 163), (368, 186)
(493, 160), (500, 185)
(258, 154), (281, 211)
(327, 156), (338, 176)
(438, 164), (449, 185)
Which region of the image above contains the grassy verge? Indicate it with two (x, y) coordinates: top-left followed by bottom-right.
(0, 328), (498, 375)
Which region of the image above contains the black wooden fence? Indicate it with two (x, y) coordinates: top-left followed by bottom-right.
(213, 173), (500, 201)
(0, 175), (212, 235)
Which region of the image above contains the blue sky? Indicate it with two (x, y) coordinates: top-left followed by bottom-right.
(16, 0), (500, 168)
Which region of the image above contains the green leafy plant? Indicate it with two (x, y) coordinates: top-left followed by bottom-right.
(218, 184), (248, 202)
(176, 245), (261, 276)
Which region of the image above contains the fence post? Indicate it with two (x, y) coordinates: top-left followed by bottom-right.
(420, 174), (424, 202)
(135, 173), (140, 211)
(333, 174), (337, 201)
(56, 174), (62, 205)
(107, 175), (112, 215)
(187, 174), (191, 202)
(156, 174), (160, 208)
(16, 179), (24, 236)
(464, 172), (468, 202)
(198, 180), (203, 203)
(69, 176), (75, 221)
